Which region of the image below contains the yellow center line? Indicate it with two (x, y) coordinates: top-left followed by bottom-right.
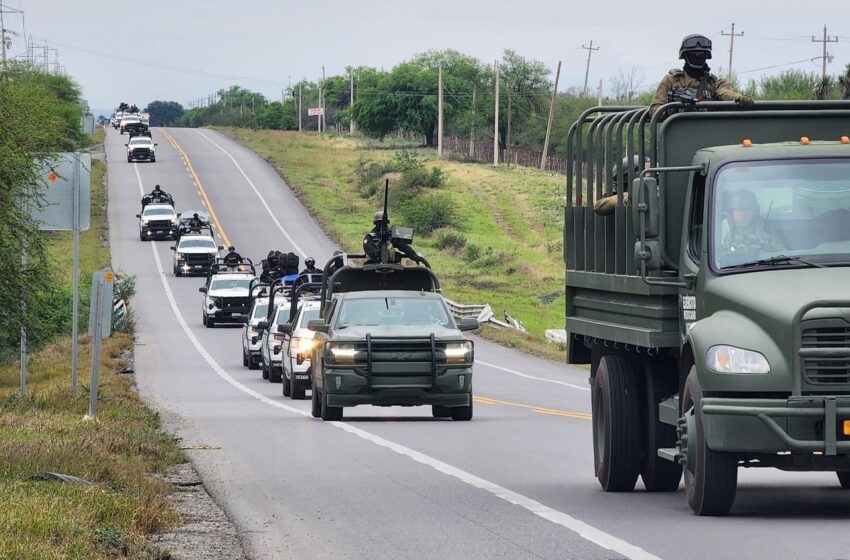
(158, 128), (232, 247)
(475, 395), (591, 420)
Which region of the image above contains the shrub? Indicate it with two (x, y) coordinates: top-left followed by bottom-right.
(353, 155), (392, 198)
(434, 229), (466, 250)
(465, 244), (482, 261)
(398, 166), (445, 191)
(399, 193), (457, 235)
(392, 148), (424, 172)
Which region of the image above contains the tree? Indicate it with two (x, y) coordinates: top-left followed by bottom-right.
(839, 64), (850, 100)
(609, 67), (646, 103)
(497, 50), (551, 152)
(144, 100), (184, 126)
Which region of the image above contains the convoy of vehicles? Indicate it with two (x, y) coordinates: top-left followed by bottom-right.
(564, 100), (850, 516)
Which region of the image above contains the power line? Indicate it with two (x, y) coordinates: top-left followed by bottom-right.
(737, 57), (819, 75)
(812, 25), (839, 80)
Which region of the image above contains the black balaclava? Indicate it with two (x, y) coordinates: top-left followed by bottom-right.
(683, 51), (710, 78)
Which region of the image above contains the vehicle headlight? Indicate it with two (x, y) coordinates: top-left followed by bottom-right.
(290, 337), (316, 357)
(140, 217), (150, 224)
(707, 345), (770, 374)
(208, 296), (222, 309)
(171, 218), (179, 225)
(326, 343), (357, 365)
(443, 341), (473, 364)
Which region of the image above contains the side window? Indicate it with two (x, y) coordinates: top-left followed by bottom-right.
(688, 174), (706, 263)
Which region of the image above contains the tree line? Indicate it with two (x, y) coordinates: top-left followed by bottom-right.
(145, 50), (850, 159)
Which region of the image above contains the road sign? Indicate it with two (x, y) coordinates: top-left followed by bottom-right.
(88, 270), (114, 339)
(30, 152), (91, 231)
(308, 107), (324, 116)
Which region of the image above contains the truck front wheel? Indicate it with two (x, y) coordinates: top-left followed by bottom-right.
(320, 386), (343, 421)
(838, 472), (850, 489)
(682, 368), (738, 516)
(592, 355), (641, 492)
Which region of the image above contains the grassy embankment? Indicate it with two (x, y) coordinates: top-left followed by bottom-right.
(223, 129), (567, 361)
(0, 130), (184, 559)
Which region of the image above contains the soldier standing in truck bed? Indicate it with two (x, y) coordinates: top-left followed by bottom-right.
(650, 34), (753, 115)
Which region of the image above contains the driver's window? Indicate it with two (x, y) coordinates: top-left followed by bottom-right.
(688, 174), (705, 263)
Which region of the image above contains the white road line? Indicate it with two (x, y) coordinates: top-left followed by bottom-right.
(129, 164), (659, 560)
(190, 129), (307, 256)
(478, 361), (590, 392)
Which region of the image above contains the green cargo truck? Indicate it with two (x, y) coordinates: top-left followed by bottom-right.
(564, 100), (850, 515)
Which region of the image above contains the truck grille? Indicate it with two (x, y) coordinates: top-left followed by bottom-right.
(147, 220), (172, 233)
(132, 149), (151, 157)
(185, 253), (214, 267)
(800, 320), (850, 386)
(222, 297), (249, 314)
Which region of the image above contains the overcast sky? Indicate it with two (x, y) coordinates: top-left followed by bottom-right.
(8, 0), (850, 115)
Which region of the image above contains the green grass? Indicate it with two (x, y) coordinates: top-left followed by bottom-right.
(0, 128), (184, 559)
(221, 129), (567, 360)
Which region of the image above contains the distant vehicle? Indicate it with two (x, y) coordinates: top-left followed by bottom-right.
(242, 281), (271, 370)
(563, 100), (850, 516)
(125, 136), (157, 163)
(136, 204), (178, 241)
(199, 268), (255, 328)
(139, 112), (150, 125)
(119, 114), (141, 134)
(111, 111), (124, 129)
(170, 229), (221, 276)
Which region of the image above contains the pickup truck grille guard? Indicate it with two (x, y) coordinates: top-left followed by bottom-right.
(362, 334), (439, 389)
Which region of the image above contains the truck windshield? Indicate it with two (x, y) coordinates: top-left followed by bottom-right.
(210, 278), (251, 291)
(178, 238), (216, 249)
(337, 297), (451, 328)
(252, 303), (268, 319)
(712, 159), (850, 270)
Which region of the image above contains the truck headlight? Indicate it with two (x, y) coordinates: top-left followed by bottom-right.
(326, 343), (357, 365)
(707, 345), (770, 374)
(443, 341), (473, 364)
(289, 337), (316, 357)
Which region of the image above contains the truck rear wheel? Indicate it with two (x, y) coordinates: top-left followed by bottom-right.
(838, 472), (850, 489)
(282, 370), (291, 396)
(261, 357), (269, 380)
(682, 368), (738, 516)
(640, 359), (682, 492)
(269, 365), (281, 383)
(291, 376), (305, 400)
(592, 355), (641, 492)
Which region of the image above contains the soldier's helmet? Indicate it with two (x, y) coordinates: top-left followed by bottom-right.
(373, 211), (387, 225)
(728, 189), (759, 214)
(611, 155), (642, 189)
(679, 34), (713, 59)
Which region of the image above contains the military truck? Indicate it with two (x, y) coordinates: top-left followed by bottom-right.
(564, 100), (850, 516)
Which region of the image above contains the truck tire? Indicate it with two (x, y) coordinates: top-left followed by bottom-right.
(321, 388), (343, 421)
(150, 155), (156, 163)
(682, 368), (738, 516)
(248, 356), (259, 371)
(838, 472), (850, 489)
(261, 357), (269, 380)
(282, 370), (291, 396)
(450, 394), (473, 421)
(311, 381), (322, 418)
(432, 405), (451, 418)
(592, 355), (641, 492)
(640, 359), (682, 492)
(242, 350), (249, 368)
(269, 365), (282, 383)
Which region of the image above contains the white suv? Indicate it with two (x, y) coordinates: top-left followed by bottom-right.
(137, 204), (178, 241)
(281, 300), (321, 399)
(259, 301), (291, 383)
(126, 137), (157, 162)
(171, 233), (221, 276)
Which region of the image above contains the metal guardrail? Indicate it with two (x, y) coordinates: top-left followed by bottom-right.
(442, 296), (493, 323)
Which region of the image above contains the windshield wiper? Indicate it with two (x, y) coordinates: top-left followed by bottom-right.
(724, 254), (828, 270)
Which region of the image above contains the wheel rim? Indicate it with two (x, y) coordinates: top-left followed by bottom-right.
(594, 388), (606, 464)
(683, 395), (697, 486)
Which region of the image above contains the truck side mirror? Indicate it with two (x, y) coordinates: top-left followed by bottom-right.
(135, 214), (141, 218)
(218, 246), (224, 251)
(307, 319), (329, 333)
(277, 323), (292, 335)
(257, 320), (269, 331)
(199, 287), (207, 293)
(170, 246), (176, 251)
(634, 239), (662, 272)
(632, 176), (660, 239)
(457, 318), (479, 332)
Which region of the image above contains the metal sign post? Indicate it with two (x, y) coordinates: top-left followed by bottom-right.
(19, 239), (27, 399)
(71, 152), (80, 395)
(84, 278), (103, 421)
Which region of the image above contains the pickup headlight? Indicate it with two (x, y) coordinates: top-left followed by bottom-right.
(443, 341), (473, 364)
(208, 296), (222, 309)
(170, 218), (179, 226)
(289, 337), (316, 357)
(326, 343), (357, 365)
(707, 345), (770, 374)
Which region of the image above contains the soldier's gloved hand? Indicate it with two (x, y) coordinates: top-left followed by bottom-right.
(737, 95), (754, 109)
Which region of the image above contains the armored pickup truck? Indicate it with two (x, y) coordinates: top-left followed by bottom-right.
(564, 100), (850, 516)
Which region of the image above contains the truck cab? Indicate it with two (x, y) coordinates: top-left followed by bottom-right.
(564, 101), (850, 516)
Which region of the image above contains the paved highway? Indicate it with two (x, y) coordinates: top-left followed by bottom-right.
(106, 127), (850, 560)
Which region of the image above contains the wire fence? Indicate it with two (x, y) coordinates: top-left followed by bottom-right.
(441, 135), (567, 174)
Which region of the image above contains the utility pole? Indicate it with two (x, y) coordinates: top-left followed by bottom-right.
(469, 85), (476, 158)
(437, 64), (443, 158)
(597, 80), (603, 107)
(320, 66), (326, 133)
(541, 60), (562, 170)
(812, 25), (839, 80)
(721, 23), (744, 80)
(493, 61), (500, 166)
(582, 40), (600, 97)
(350, 69), (355, 134)
(0, 1), (24, 70)
(298, 83), (302, 132)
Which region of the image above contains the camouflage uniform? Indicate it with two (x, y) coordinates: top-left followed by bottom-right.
(649, 70), (745, 115)
(719, 218), (784, 258)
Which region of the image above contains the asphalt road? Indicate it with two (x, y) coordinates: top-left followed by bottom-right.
(106, 127), (850, 560)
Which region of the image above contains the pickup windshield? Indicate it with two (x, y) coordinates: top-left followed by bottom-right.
(210, 278), (251, 291)
(337, 297), (451, 328)
(142, 207), (174, 217)
(178, 238), (216, 249)
(712, 158), (850, 270)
